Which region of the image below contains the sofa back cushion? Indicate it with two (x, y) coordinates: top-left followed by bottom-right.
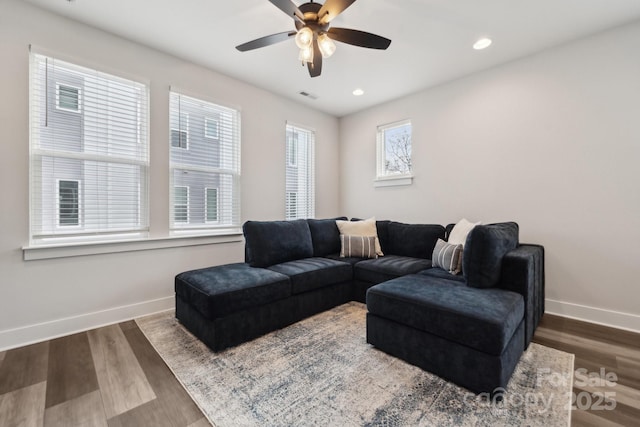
(386, 222), (446, 259)
(463, 222), (519, 289)
(307, 217), (347, 257)
(243, 220), (314, 268)
(375, 220), (391, 254)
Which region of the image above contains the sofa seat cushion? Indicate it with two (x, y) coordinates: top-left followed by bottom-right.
(175, 263), (291, 319)
(268, 257), (352, 295)
(323, 253), (363, 266)
(354, 255), (432, 285)
(367, 275), (524, 356)
(418, 267), (466, 283)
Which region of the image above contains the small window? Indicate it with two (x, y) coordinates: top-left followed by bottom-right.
(174, 186), (189, 223)
(204, 117), (219, 139)
(58, 180), (80, 226)
(171, 129), (188, 149)
(377, 120), (412, 180)
(205, 187), (219, 222)
(56, 83), (81, 112)
(171, 112), (189, 149)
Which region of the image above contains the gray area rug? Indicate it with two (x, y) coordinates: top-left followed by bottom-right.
(137, 302), (574, 427)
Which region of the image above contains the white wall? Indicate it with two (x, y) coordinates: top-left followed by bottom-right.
(339, 21), (640, 332)
(0, 0), (340, 350)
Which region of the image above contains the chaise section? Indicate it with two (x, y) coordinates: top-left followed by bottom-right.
(175, 263), (293, 351)
(366, 274), (525, 393)
(176, 263), (291, 318)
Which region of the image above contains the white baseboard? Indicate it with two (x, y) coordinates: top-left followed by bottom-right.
(0, 296), (174, 352)
(3, 296), (637, 352)
(545, 299), (640, 333)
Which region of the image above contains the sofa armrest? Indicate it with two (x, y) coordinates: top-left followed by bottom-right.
(497, 244), (545, 349)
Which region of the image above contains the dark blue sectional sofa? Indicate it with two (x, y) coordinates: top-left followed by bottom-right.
(175, 217), (544, 394)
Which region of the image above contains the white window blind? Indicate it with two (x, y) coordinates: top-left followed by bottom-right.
(285, 123), (315, 220)
(29, 53), (149, 244)
(170, 92), (241, 231)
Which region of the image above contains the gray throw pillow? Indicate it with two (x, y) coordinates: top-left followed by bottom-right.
(432, 238), (463, 275)
(340, 235), (378, 259)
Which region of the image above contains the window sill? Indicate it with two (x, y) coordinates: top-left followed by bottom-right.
(374, 175), (413, 188)
(23, 229), (243, 261)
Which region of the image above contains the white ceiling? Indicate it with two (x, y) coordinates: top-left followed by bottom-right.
(24, 0), (640, 117)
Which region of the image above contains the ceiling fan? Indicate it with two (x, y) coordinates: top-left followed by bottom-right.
(236, 0), (392, 77)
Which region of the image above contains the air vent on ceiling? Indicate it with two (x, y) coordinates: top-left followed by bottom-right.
(298, 91), (318, 100)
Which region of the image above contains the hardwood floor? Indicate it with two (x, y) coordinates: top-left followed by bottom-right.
(0, 321), (208, 427)
(533, 314), (640, 427)
(0, 313), (638, 426)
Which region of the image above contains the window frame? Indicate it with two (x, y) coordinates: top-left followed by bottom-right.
(55, 82), (82, 113)
(169, 90), (241, 233)
(29, 52), (150, 246)
(173, 186), (190, 224)
(56, 179), (81, 228)
(285, 123), (314, 220)
(171, 112), (189, 150)
(205, 187), (219, 223)
(204, 117), (220, 139)
(375, 119), (413, 187)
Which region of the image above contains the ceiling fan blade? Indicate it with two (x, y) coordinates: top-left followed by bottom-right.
(236, 31), (296, 52)
(327, 27), (391, 49)
(307, 40), (322, 77)
(269, 0), (304, 21)
(318, 0), (357, 24)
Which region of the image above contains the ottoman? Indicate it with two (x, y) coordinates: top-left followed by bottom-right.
(175, 263), (292, 351)
(366, 274), (525, 393)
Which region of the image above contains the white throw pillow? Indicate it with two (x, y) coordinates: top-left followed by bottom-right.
(336, 217), (384, 256)
(448, 218), (481, 247)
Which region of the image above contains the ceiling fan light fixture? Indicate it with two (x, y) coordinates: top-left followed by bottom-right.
(295, 27), (314, 49)
(299, 45), (314, 63)
(317, 33), (336, 58)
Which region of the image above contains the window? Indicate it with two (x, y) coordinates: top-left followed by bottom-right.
(205, 117), (219, 139)
(170, 91), (241, 231)
(174, 186), (189, 223)
(29, 53), (149, 244)
(285, 123), (314, 220)
(56, 83), (81, 112)
(205, 188), (219, 222)
(58, 180), (80, 226)
(171, 112), (189, 149)
(376, 119), (412, 184)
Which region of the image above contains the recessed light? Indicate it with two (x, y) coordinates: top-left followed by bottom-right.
(473, 38), (492, 50)
(352, 88), (364, 96)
